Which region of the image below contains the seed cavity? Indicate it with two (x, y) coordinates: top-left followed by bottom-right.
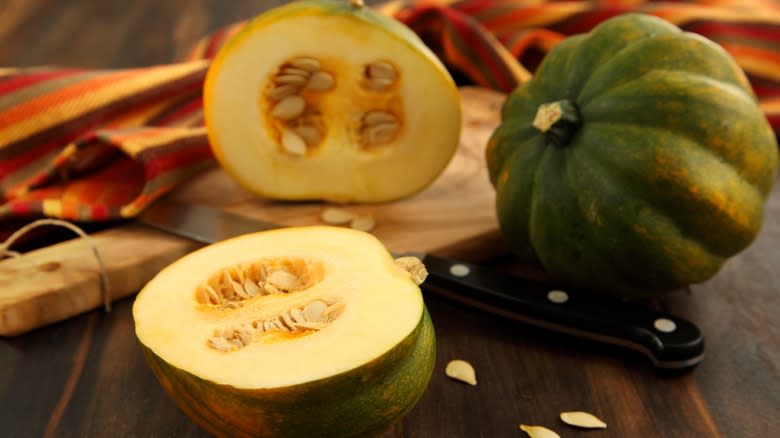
(559, 411), (607, 429)
(207, 298), (345, 352)
(195, 257), (324, 308)
(262, 57), (338, 155)
(445, 359), (477, 385)
(263, 56), (403, 156)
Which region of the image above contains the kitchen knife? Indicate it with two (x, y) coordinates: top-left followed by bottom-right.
(137, 199), (705, 369)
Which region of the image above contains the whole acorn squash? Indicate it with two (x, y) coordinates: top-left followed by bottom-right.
(486, 13), (778, 298)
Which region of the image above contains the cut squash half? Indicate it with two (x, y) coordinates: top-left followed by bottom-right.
(204, 0), (462, 203)
(133, 226), (436, 438)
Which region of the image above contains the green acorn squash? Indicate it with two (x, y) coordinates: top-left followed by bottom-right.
(486, 13), (778, 298)
(133, 226), (435, 437)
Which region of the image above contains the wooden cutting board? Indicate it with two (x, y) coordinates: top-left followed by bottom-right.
(0, 87), (510, 336)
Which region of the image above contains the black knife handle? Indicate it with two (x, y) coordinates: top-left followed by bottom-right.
(419, 254), (704, 369)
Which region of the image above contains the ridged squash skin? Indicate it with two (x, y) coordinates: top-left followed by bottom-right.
(486, 14), (778, 298)
(140, 310), (435, 438)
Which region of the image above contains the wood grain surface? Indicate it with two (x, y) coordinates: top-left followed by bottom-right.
(1, 1), (778, 437)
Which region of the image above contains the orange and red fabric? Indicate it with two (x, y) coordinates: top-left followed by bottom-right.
(1, 0), (778, 226)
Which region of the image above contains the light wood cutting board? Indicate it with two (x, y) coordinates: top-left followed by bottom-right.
(0, 87), (510, 336)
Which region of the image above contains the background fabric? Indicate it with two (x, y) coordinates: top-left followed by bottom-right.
(1, 0), (778, 225)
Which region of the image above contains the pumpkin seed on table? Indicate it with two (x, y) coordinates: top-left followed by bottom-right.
(519, 424), (560, 438)
(349, 215), (376, 232)
(444, 359), (477, 385)
(560, 411), (607, 429)
(320, 207), (355, 225)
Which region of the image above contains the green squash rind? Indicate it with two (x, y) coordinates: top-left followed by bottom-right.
(486, 13), (779, 298)
(140, 307), (436, 438)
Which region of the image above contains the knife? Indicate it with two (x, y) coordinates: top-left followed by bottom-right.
(137, 199), (705, 369)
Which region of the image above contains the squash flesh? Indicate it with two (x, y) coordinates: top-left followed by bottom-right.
(204, 3), (461, 202)
(133, 226), (425, 389)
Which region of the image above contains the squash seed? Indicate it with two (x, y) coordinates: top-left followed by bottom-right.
(304, 300), (328, 322)
(289, 56), (321, 72)
(290, 307), (306, 323)
(292, 124), (322, 145)
(323, 301), (345, 321)
(363, 110), (396, 126)
(393, 256), (428, 285)
(363, 77), (394, 91)
(350, 215), (376, 232)
(208, 336), (235, 352)
(445, 359), (477, 385)
(367, 61), (397, 80)
(362, 122), (398, 144)
(281, 128), (307, 156)
(518, 425), (560, 438)
(266, 84), (298, 101)
(559, 411), (607, 429)
(306, 71), (335, 91)
(272, 95), (306, 120)
(243, 279), (263, 297)
(267, 270), (299, 291)
(281, 67), (311, 78)
(320, 207), (355, 225)
(275, 74), (308, 86)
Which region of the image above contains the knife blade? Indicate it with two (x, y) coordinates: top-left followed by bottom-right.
(137, 199), (704, 369)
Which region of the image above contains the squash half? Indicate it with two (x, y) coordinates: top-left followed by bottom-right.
(133, 226), (436, 438)
(204, 0), (462, 203)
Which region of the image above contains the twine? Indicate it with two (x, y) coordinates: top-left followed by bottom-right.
(0, 219), (111, 312)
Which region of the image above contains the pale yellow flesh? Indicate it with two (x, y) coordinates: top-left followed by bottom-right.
(205, 13), (461, 202)
(133, 226), (424, 389)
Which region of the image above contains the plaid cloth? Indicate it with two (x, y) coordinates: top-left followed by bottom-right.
(1, 0), (778, 224)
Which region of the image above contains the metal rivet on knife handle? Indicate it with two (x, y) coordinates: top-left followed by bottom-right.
(449, 263), (470, 277)
(653, 318), (677, 333)
(546, 290), (569, 304)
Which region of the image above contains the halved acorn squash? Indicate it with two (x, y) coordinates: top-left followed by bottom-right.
(204, 0), (461, 203)
(133, 226), (436, 438)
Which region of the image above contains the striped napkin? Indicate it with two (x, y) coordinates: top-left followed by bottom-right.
(1, 0), (778, 227)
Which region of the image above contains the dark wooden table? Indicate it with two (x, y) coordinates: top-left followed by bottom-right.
(2, 1), (778, 437)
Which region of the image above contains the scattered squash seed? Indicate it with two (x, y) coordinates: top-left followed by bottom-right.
(444, 359), (477, 385)
(518, 425), (560, 438)
(350, 215), (376, 232)
(394, 256), (428, 285)
(560, 411), (607, 429)
(320, 208), (355, 225)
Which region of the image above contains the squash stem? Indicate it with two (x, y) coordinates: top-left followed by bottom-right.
(532, 100), (581, 147)
(349, 0), (365, 8)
